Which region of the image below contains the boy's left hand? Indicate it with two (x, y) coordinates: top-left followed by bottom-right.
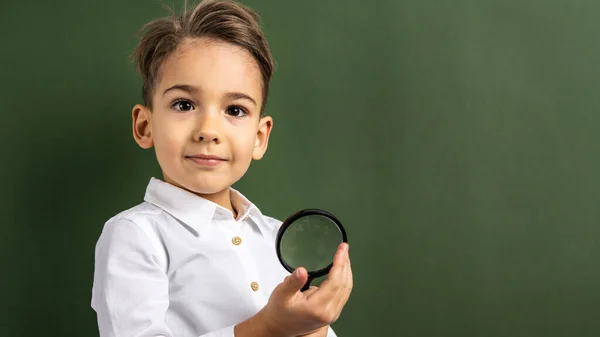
(296, 286), (329, 337)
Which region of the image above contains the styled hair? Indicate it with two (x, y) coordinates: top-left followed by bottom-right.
(131, 0), (275, 113)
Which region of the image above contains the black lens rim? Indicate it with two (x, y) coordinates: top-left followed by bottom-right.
(275, 208), (348, 279)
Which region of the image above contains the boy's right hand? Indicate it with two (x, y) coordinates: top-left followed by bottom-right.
(259, 242), (353, 337)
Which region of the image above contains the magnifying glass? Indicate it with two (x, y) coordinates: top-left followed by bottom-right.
(275, 209), (347, 291)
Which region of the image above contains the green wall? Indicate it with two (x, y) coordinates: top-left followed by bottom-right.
(1, 0), (599, 336)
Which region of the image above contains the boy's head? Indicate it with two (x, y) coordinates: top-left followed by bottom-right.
(130, 0), (275, 203)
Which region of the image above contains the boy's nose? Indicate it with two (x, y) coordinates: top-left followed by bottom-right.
(194, 112), (222, 144)
(198, 131), (220, 143)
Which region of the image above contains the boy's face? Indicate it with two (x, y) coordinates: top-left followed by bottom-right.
(132, 37), (272, 198)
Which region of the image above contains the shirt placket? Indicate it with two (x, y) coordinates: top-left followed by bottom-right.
(226, 216), (264, 311)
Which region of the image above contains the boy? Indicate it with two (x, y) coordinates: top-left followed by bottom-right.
(90, 1), (353, 336)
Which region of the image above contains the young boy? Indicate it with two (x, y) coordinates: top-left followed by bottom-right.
(90, 1), (353, 336)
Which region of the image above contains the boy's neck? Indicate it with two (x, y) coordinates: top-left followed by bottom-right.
(161, 175), (237, 219)
(197, 188), (237, 219)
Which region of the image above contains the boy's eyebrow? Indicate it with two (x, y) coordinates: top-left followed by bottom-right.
(162, 85), (256, 106)
(225, 92), (257, 106)
(163, 84), (198, 95)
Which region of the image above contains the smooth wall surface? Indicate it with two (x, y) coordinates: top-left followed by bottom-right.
(1, 0), (599, 336)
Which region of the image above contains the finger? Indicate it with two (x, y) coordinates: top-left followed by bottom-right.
(333, 245), (352, 303)
(279, 267), (308, 299)
(345, 250), (353, 291)
(321, 245), (346, 285)
(325, 244), (353, 312)
(309, 244), (347, 304)
(341, 244), (351, 288)
(336, 248), (353, 309)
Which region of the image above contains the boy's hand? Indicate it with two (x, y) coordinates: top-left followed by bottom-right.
(296, 286), (329, 337)
(259, 243), (353, 337)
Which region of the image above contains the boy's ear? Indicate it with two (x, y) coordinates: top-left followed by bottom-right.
(132, 104), (154, 149)
(252, 116), (273, 160)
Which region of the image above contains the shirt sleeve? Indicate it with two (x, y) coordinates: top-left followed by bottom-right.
(91, 218), (174, 336)
(91, 218), (237, 337)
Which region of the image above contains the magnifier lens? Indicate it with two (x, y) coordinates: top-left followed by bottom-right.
(279, 213), (343, 273)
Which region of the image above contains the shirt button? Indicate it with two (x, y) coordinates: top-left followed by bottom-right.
(232, 236), (242, 245)
(250, 281), (259, 291)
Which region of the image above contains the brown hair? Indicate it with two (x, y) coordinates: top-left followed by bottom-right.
(131, 0), (275, 113)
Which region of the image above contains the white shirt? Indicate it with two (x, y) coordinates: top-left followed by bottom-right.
(91, 177), (336, 337)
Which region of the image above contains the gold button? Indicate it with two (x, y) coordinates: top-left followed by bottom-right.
(250, 281), (259, 291)
(232, 236), (242, 245)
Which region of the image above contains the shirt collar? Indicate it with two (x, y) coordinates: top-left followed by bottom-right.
(143, 177), (266, 236)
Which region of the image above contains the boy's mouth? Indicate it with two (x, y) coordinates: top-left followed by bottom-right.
(185, 154), (227, 167)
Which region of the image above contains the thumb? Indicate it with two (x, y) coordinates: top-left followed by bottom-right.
(280, 267), (308, 296)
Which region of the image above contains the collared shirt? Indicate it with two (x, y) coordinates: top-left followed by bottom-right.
(91, 177), (336, 337)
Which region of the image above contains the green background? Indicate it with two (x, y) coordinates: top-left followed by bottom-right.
(1, 0), (599, 336)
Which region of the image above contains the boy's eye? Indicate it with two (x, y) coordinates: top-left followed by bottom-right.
(172, 100), (195, 112)
(225, 105), (248, 117)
